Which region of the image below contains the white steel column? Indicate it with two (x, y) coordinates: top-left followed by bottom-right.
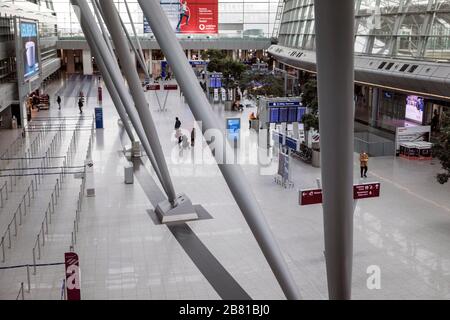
(314, 0), (355, 300)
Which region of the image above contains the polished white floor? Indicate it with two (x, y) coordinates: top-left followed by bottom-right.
(1, 75), (449, 300)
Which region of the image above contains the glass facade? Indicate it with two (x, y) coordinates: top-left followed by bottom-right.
(278, 0), (450, 61)
(51, 0), (279, 39)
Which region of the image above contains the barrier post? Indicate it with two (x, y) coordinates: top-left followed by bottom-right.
(27, 265), (31, 292)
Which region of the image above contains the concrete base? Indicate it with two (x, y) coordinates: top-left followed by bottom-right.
(155, 193), (198, 223)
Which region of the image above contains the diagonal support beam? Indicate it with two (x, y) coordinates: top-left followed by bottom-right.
(98, 0), (178, 206)
(71, 0), (172, 199)
(137, 0), (301, 300)
(123, 0), (147, 73)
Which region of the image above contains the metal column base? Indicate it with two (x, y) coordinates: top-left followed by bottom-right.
(131, 141), (142, 158)
(155, 193), (197, 223)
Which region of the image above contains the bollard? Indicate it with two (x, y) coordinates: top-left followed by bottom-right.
(51, 193), (55, 212)
(21, 282), (24, 300)
(41, 223), (45, 246)
(28, 187), (31, 205)
(71, 232), (74, 248)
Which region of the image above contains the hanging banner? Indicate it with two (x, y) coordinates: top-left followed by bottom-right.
(144, 0), (218, 34)
(64, 252), (81, 300)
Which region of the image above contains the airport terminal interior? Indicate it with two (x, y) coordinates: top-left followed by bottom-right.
(0, 0), (449, 301)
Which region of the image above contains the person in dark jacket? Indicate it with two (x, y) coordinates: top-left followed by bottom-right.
(57, 95), (62, 110)
(78, 98), (83, 114)
(174, 117), (182, 144)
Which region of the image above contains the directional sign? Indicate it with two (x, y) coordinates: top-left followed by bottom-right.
(163, 84), (178, 90)
(299, 188), (323, 205)
(353, 182), (380, 200)
(299, 182), (380, 206)
(146, 84), (160, 90)
(64, 252), (81, 300)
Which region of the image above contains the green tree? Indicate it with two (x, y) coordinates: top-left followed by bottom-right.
(433, 111), (450, 184)
(301, 78), (319, 131)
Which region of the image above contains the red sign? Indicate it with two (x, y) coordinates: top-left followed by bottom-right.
(179, 0), (218, 34)
(147, 84), (160, 90)
(299, 188), (323, 205)
(64, 252), (81, 300)
(299, 182), (380, 205)
(164, 84), (178, 90)
(353, 182), (380, 200)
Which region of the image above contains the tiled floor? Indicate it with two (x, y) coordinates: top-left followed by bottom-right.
(1, 74), (449, 300)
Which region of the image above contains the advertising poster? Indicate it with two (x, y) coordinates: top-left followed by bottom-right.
(395, 125), (430, 154)
(278, 152), (289, 180)
(405, 95), (424, 123)
(144, 0), (218, 34)
(21, 22), (39, 79)
(64, 252), (81, 300)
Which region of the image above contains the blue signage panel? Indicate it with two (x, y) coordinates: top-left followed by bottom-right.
(286, 137), (298, 150)
(279, 108), (288, 122)
(297, 107), (307, 122)
(269, 107), (279, 123)
(95, 107), (103, 129)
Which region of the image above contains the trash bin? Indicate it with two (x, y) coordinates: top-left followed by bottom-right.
(312, 150), (320, 167)
(311, 142), (320, 168)
(124, 165), (134, 184)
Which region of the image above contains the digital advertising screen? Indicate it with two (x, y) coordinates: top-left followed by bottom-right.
(21, 22), (39, 79)
(144, 0), (218, 34)
(405, 95), (424, 124)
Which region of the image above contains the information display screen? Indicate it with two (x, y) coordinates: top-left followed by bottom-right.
(269, 107), (279, 123)
(21, 22), (39, 79)
(288, 107), (297, 122)
(297, 107), (306, 122)
(279, 108), (288, 123)
(226, 118), (240, 133)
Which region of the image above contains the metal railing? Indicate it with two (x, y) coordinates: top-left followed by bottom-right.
(0, 179), (35, 263)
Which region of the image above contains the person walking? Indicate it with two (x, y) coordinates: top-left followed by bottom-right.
(174, 117), (182, 144)
(360, 152), (369, 178)
(191, 127), (195, 147)
(78, 97), (84, 114)
(57, 95), (62, 110)
(249, 112), (257, 129)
